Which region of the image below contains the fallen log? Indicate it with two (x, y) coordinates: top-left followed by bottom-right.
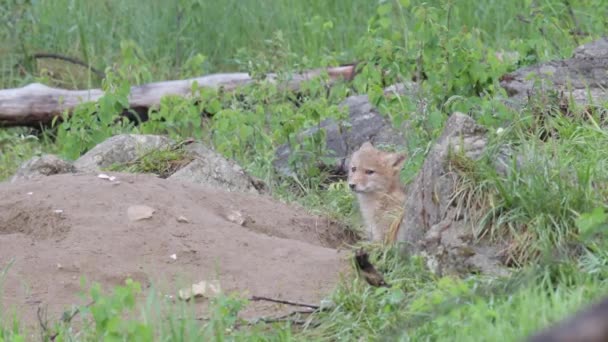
(0, 64), (357, 128)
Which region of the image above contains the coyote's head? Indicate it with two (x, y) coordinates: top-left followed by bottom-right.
(347, 142), (406, 194)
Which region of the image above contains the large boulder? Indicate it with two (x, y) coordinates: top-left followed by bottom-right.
(11, 154), (76, 182)
(273, 83), (417, 177)
(168, 143), (265, 194)
(74, 134), (173, 172)
(18, 133), (264, 195)
(396, 113), (513, 277)
(501, 37), (608, 108)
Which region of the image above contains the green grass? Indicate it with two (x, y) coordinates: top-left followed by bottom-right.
(443, 111), (608, 266)
(3, 0), (608, 340)
(0, 128), (49, 180)
(3, 0), (607, 89)
(105, 143), (194, 178)
(303, 247), (608, 341)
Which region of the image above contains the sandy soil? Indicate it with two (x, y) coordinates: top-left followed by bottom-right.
(0, 172), (354, 332)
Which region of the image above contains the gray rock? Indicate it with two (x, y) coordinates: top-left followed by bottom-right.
(273, 83), (419, 177)
(74, 134), (173, 172)
(71, 133), (263, 194)
(396, 113), (512, 277)
(501, 37), (608, 108)
(169, 143), (264, 194)
(11, 154), (76, 182)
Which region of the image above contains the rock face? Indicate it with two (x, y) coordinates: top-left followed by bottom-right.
(168, 143), (265, 194)
(74, 134), (173, 172)
(396, 113), (511, 277)
(501, 38), (608, 107)
(10, 154), (76, 182)
(273, 83), (417, 177)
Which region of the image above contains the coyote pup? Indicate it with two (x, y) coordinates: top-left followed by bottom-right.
(348, 142), (406, 242)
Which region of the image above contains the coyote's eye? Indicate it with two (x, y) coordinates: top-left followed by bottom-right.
(365, 169), (375, 175)
(351, 166), (357, 172)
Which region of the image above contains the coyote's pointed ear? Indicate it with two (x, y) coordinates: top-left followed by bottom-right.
(386, 152), (406, 170)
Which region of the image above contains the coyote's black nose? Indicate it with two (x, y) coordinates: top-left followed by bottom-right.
(349, 183), (356, 190)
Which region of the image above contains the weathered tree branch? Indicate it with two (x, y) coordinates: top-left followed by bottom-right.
(249, 295), (320, 310)
(0, 64), (357, 128)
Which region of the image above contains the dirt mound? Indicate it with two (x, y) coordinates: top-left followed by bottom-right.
(0, 173), (352, 330)
(0, 201), (70, 240)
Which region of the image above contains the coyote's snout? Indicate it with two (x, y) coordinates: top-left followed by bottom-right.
(348, 142), (406, 242)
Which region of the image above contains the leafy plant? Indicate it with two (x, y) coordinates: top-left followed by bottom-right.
(53, 69), (133, 159)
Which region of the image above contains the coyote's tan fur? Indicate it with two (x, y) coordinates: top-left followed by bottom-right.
(348, 142), (406, 243)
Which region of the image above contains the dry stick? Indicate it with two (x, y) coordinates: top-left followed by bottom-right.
(242, 309), (317, 326)
(42, 301), (95, 341)
(249, 296), (320, 310)
(37, 307), (50, 341)
(192, 309), (317, 327)
(31, 52), (106, 79)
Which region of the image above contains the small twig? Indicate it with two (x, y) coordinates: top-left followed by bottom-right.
(245, 309), (317, 326)
(188, 309), (316, 324)
(37, 306), (49, 341)
(31, 52), (106, 79)
(170, 138), (196, 151)
(46, 301), (95, 341)
(254, 317), (309, 325)
(249, 296), (320, 310)
(266, 309), (317, 319)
